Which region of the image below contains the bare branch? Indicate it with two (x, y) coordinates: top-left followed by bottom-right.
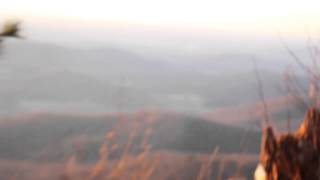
(252, 57), (270, 127)
(278, 33), (319, 80)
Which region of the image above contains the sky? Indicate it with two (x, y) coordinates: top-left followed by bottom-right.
(0, 0), (320, 31)
(0, 0), (320, 44)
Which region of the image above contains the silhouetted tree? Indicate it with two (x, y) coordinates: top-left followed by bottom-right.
(0, 20), (22, 55)
(0, 21), (21, 38)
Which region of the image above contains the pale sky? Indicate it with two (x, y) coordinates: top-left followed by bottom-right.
(0, 0), (320, 37)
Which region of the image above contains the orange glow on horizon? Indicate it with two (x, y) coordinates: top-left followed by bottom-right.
(0, 0), (319, 37)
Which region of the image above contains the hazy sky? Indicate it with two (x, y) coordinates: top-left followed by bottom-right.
(0, 0), (319, 33)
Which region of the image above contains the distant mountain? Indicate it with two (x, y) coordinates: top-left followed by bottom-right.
(0, 39), (309, 116)
(1, 39), (177, 76)
(0, 112), (261, 162)
(203, 95), (308, 131)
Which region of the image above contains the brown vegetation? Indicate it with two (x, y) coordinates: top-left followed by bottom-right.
(0, 111), (259, 180)
(0, 152), (258, 180)
(0, 20), (21, 41)
(260, 107), (320, 180)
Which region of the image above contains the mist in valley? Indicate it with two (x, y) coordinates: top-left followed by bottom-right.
(0, 18), (316, 179)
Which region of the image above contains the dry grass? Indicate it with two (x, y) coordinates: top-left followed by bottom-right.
(0, 112), (259, 180)
(0, 152), (258, 180)
(57, 112), (258, 180)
